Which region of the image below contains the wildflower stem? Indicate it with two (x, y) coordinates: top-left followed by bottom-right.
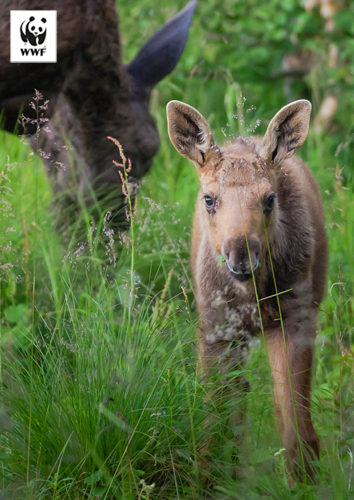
(108, 136), (136, 314)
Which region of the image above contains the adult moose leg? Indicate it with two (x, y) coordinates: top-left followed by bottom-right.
(266, 319), (319, 481)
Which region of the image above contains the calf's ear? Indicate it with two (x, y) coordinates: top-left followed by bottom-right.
(259, 100), (311, 166)
(166, 100), (218, 168)
(127, 0), (196, 89)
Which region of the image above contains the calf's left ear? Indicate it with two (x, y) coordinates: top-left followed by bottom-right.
(259, 100), (311, 166)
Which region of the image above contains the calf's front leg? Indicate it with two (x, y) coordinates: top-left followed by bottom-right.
(266, 323), (319, 481)
(198, 327), (249, 477)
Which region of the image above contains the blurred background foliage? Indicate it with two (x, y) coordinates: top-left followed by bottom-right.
(122, 0), (354, 137)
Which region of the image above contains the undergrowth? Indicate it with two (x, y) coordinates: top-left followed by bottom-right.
(0, 0), (354, 499)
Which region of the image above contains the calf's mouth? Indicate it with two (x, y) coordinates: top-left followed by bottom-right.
(226, 259), (259, 282)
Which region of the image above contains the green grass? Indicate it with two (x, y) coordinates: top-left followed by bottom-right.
(1, 1), (354, 498)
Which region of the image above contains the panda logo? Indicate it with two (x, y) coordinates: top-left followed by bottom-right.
(20, 16), (47, 46)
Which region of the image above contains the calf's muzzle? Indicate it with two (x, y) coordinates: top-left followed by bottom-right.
(222, 235), (261, 281)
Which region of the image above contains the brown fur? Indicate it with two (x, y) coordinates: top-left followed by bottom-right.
(0, 1), (194, 226)
(167, 99), (327, 481)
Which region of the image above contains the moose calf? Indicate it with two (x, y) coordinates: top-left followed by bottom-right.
(167, 99), (327, 480)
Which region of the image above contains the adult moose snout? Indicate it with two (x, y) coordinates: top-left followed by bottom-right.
(222, 235), (261, 280)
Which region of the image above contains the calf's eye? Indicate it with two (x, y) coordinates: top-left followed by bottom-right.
(204, 196), (213, 208)
(264, 194), (276, 212)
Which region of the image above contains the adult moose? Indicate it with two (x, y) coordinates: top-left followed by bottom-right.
(167, 99), (327, 481)
(0, 0), (195, 225)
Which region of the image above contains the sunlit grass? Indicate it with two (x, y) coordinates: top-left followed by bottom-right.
(0, 60), (353, 500)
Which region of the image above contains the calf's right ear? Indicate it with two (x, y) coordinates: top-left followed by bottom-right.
(166, 100), (218, 168)
(259, 100), (311, 166)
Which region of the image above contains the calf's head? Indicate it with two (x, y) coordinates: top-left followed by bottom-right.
(167, 99), (311, 281)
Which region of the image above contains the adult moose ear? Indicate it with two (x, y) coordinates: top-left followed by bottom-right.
(166, 100), (219, 168)
(127, 0), (196, 88)
(259, 100), (311, 166)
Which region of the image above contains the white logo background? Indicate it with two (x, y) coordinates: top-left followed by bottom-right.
(11, 10), (57, 63)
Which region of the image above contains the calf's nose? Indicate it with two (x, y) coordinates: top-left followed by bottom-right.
(222, 235), (261, 275)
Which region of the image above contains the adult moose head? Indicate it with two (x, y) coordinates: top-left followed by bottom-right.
(167, 99), (327, 482)
(0, 0), (196, 226)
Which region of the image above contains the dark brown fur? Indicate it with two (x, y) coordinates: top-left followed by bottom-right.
(167, 99), (327, 481)
(0, 1), (195, 225)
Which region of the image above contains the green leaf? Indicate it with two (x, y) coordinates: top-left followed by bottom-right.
(92, 485), (107, 496)
(84, 469), (102, 485)
(214, 486), (239, 497)
(217, 255), (226, 267)
(12, 325), (30, 349)
(314, 384), (335, 400)
(249, 447), (279, 466)
(225, 369), (244, 379)
(4, 304), (27, 324)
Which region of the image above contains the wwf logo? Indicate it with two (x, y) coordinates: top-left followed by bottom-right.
(20, 16), (47, 46)
(11, 10), (58, 63)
